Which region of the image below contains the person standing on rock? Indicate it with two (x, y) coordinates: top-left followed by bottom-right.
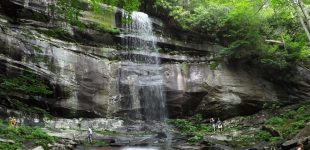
(87, 127), (93, 143)
(217, 118), (223, 133)
(210, 118), (216, 132)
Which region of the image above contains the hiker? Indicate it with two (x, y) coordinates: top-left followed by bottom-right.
(87, 127), (93, 143)
(210, 118), (216, 132)
(9, 117), (17, 128)
(217, 118), (223, 133)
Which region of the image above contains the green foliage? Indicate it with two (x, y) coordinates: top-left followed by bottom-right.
(265, 116), (284, 125)
(188, 134), (204, 143)
(0, 121), (55, 149)
(255, 131), (273, 141)
(251, 131), (283, 143)
(0, 73), (52, 96)
(156, 0), (310, 69)
(54, 0), (140, 27)
(55, 0), (83, 27)
(30, 128), (55, 148)
(168, 119), (198, 133)
(265, 104), (310, 139)
(0, 142), (21, 150)
(168, 116), (212, 143)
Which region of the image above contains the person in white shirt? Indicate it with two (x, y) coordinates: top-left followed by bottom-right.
(87, 127), (93, 143)
(210, 118), (216, 132)
(217, 118), (223, 133)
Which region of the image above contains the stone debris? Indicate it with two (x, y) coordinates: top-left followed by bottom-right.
(0, 138), (15, 144)
(31, 146), (44, 150)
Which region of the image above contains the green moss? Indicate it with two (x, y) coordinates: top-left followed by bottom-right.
(22, 29), (36, 40)
(93, 140), (107, 146)
(81, 10), (120, 34)
(42, 28), (75, 42)
(4, 99), (53, 119)
(30, 55), (46, 64)
(181, 63), (189, 76)
(32, 45), (44, 53)
(0, 73), (52, 96)
(209, 61), (219, 70)
(95, 130), (120, 135)
(80, 139), (107, 148)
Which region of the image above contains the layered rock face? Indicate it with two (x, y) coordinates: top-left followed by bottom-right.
(0, 0), (308, 120)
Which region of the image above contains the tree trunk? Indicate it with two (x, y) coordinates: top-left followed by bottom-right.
(298, 0), (310, 31)
(292, 0), (310, 43)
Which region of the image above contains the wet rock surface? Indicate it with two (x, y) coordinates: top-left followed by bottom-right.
(45, 118), (124, 131)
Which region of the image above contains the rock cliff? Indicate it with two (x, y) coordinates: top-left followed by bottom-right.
(0, 0), (309, 121)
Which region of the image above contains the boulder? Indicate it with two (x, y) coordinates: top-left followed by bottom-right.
(175, 145), (201, 150)
(31, 146), (44, 150)
(156, 132), (168, 139)
(202, 144), (234, 150)
(0, 138), (15, 144)
(296, 124), (310, 138)
(281, 136), (309, 150)
(203, 134), (232, 145)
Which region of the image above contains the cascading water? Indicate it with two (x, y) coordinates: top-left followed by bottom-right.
(120, 11), (167, 122)
(117, 11), (174, 150)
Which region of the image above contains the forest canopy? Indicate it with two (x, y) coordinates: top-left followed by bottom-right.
(155, 0), (310, 69)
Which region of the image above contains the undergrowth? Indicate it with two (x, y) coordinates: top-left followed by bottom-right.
(168, 114), (212, 143)
(0, 119), (55, 149)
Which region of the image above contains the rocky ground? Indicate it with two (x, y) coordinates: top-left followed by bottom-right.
(0, 102), (309, 150)
(26, 101), (307, 150)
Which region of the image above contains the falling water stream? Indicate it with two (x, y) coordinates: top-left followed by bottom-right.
(120, 12), (167, 122)
(117, 11), (172, 150)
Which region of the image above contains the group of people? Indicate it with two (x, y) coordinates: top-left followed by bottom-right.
(210, 117), (223, 132)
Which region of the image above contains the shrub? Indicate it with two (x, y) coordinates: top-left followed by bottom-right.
(265, 116), (284, 125)
(255, 131), (273, 141)
(0, 120), (55, 149)
(168, 117), (212, 143)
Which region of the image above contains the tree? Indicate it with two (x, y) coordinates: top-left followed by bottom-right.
(155, 0), (310, 69)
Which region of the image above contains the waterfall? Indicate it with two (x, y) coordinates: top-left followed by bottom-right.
(120, 11), (167, 122)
